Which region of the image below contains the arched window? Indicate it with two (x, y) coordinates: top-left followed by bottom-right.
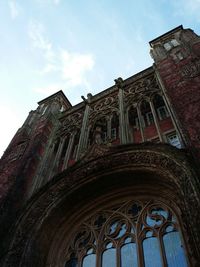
(140, 100), (154, 127)
(128, 106), (139, 130)
(65, 200), (188, 267)
(153, 94), (169, 121)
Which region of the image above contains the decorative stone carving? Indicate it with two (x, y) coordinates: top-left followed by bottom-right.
(6, 140), (28, 162)
(81, 93), (93, 104)
(181, 58), (200, 78)
(124, 73), (160, 107)
(114, 77), (124, 89)
(89, 94), (119, 123)
(60, 112), (83, 134)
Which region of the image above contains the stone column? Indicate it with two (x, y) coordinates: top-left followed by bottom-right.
(62, 133), (75, 170)
(149, 99), (164, 142)
(50, 137), (65, 177)
(107, 115), (112, 140)
(125, 108), (131, 143)
(137, 105), (145, 142)
(115, 78), (128, 144)
(76, 94), (92, 160)
(83, 125), (91, 151)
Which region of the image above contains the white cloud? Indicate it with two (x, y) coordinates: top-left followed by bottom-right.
(36, 0), (61, 5)
(184, 0), (200, 10)
(53, 0), (60, 4)
(61, 50), (94, 87)
(28, 20), (55, 62)
(9, 1), (20, 19)
(40, 63), (58, 74)
(28, 20), (95, 95)
(173, 0), (200, 20)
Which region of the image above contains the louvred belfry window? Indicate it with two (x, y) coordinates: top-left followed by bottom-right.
(65, 200), (188, 267)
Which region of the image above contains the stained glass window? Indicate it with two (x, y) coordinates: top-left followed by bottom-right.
(65, 200), (188, 267)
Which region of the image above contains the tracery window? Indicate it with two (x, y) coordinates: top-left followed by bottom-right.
(65, 200), (188, 267)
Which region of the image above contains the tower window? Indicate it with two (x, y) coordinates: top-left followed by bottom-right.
(164, 39), (179, 51)
(171, 38), (179, 47)
(164, 42), (172, 51)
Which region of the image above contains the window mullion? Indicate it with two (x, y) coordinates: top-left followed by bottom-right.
(96, 245), (102, 267)
(136, 239), (144, 267)
(158, 232), (168, 267)
(116, 246), (121, 267)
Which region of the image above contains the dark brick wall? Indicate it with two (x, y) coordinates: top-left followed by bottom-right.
(157, 54), (200, 161)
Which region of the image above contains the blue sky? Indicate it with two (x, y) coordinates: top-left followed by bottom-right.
(0, 0), (200, 156)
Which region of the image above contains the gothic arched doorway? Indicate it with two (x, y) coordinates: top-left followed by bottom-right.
(3, 144), (200, 267)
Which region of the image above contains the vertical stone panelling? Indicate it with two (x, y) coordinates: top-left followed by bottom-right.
(0, 91), (71, 261)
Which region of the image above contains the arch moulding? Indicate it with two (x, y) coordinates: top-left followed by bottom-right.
(3, 143), (200, 267)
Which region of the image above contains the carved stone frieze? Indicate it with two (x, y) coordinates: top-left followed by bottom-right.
(180, 58), (200, 78)
(124, 73), (160, 107)
(60, 112), (83, 135)
(89, 94), (119, 123)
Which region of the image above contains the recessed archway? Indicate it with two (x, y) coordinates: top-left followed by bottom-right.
(3, 144), (200, 267)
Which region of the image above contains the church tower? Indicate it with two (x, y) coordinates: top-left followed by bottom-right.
(150, 25), (200, 160)
(0, 91), (71, 253)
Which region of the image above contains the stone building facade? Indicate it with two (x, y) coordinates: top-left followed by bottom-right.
(0, 25), (200, 266)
